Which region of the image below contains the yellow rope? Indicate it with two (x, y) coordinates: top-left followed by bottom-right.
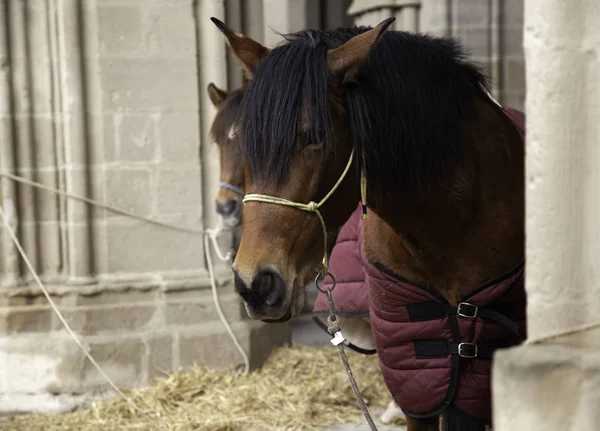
(243, 148), (356, 271)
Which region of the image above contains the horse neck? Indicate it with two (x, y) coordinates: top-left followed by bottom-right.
(362, 98), (525, 304)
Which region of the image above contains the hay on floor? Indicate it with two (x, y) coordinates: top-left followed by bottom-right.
(4, 345), (404, 431)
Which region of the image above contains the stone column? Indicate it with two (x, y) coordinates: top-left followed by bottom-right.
(0, 0), (19, 287)
(196, 0), (231, 267)
(8, 0), (39, 278)
(493, 1), (600, 429)
(57, 0), (94, 282)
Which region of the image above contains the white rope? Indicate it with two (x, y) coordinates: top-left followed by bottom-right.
(0, 204), (165, 431)
(0, 171), (251, 423)
(0, 171), (204, 234)
(204, 218), (250, 375)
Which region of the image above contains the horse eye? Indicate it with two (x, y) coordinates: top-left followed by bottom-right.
(305, 136), (323, 148)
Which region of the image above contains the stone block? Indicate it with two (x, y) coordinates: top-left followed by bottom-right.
(165, 291), (245, 326)
(502, 26), (524, 57)
(97, 4), (146, 57)
(77, 336), (147, 393)
(91, 221), (109, 275)
(419, 0), (450, 36)
(454, 0), (490, 26)
(144, 2), (197, 58)
(502, 0), (524, 26)
(0, 293), (62, 308)
(61, 168), (91, 224)
(103, 167), (152, 217)
(100, 58), (198, 111)
(493, 342), (600, 431)
(157, 111), (202, 163)
(53, 304), (161, 335)
(61, 287), (159, 307)
(248, 320), (292, 370)
(178, 320), (291, 371)
(36, 222), (62, 277)
(104, 112), (162, 162)
(33, 170), (61, 222)
(0, 334), (77, 394)
(87, 167), (106, 220)
(0, 305), (52, 334)
(145, 333), (174, 379)
(503, 58), (526, 91)
(105, 220), (204, 273)
(455, 27), (490, 58)
(155, 167), (202, 215)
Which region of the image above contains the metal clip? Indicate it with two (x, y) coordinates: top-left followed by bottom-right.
(331, 331), (346, 346)
(315, 270), (336, 293)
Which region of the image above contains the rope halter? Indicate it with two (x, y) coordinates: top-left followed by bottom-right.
(243, 148), (361, 272)
(219, 181), (245, 197)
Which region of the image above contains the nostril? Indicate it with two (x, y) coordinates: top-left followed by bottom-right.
(252, 267), (285, 307)
(215, 200), (226, 216)
(224, 199), (238, 216)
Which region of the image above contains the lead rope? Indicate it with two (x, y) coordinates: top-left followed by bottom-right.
(315, 273), (379, 431)
(243, 148), (379, 431)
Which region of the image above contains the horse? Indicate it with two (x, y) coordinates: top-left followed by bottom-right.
(207, 83), (246, 257)
(211, 17), (526, 431)
(207, 81), (408, 425)
(207, 83), (527, 429)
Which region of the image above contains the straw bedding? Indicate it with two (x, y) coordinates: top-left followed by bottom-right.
(3, 345), (404, 431)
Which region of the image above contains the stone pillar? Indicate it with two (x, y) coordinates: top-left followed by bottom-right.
(493, 1), (600, 429)
(196, 0), (232, 263)
(57, 0), (94, 283)
(0, 0), (19, 286)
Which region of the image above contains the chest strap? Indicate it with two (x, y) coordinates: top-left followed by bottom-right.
(406, 302), (521, 337)
(414, 340), (510, 360)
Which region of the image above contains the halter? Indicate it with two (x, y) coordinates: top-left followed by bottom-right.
(243, 148), (366, 272)
(219, 181), (245, 197)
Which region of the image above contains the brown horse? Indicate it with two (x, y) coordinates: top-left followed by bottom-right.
(211, 17), (525, 431)
(207, 83), (246, 227)
(207, 83), (246, 256)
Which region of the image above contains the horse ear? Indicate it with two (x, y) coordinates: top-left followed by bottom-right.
(207, 83), (229, 107)
(211, 17), (270, 79)
(326, 17), (395, 82)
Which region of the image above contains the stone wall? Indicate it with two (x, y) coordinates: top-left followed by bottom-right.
(0, 0), (291, 414)
(349, 0), (525, 111)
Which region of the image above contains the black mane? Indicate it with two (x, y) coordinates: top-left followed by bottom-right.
(210, 87), (245, 144)
(239, 26), (488, 190)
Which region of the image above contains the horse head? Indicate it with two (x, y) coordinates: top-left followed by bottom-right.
(210, 17), (394, 321)
(207, 83), (246, 228)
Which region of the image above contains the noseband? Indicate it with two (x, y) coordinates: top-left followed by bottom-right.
(219, 181), (245, 198)
(242, 149), (358, 272)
